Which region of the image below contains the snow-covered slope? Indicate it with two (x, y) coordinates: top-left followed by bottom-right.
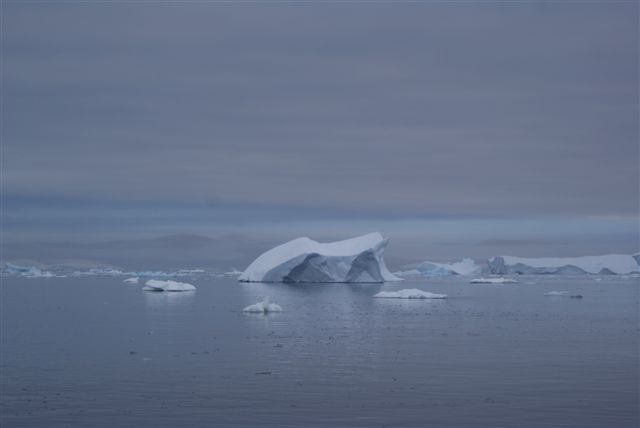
(239, 232), (400, 283)
(394, 258), (480, 277)
(488, 254), (640, 275)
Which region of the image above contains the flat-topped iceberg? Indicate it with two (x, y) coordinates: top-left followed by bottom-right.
(143, 279), (196, 292)
(374, 289), (447, 299)
(239, 232), (400, 283)
(488, 254), (640, 275)
(394, 258), (480, 277)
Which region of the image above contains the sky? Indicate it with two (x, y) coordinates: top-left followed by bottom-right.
(2, 1), (639, 269)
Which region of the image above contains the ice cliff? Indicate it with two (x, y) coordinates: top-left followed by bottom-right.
(238, 232), (400, 283)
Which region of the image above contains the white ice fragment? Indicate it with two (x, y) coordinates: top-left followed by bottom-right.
(544, 291), (569, 296)
(374, 289), (447, 299)
(123, 277), (140, 284)
(470, 277), (518, 284)
(239, 232), (400, 283)
(143, 279), (196, 292)
(243, 297), (283, 313)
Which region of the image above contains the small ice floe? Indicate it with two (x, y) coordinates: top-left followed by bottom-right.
(470, 277), (518, 284)
(544, 291), (568, 296)
(143, 279), (196, 292)
(123, 277), (140, 284)
(374, 289), (447, 299)
(223, 269), (243, 276)
(243, 297), (283, 313)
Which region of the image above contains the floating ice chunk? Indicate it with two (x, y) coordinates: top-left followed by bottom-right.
(123, 277), (140, 284)
(395, 258), (480, 277)
(544, 291), (568, 296)
(488, 254), (640, 275)
(143, 279), (196, 292)
(470, 277), (518, 284)
(374, 289), (447, 299)
(243, 297), (283, 313)
(223, 269), (243, 276)
(239, 232), (400, 283)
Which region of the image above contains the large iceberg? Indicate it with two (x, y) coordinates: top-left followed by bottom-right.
(488, 254), (640, 275)
(394, 258), (480, 277)
(238, 232), (400, 283)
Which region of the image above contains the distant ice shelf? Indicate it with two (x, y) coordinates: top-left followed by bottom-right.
(488, 254), (640, 275)
(239, 232), (400, 283)
(394, 258), (480, 277)
(4, 263), (58, 278)
(374, 289), (448, 299)
(2, 263), (219, 279)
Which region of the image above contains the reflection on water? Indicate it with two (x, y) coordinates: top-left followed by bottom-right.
(143, 289), (196, 308)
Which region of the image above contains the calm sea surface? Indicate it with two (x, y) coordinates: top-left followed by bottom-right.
(1, 275), (638, 427)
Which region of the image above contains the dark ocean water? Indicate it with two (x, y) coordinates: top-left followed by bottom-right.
(1, 275), (638, 427)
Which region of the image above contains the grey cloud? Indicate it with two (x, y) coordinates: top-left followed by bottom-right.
(2, 2), (638, 261)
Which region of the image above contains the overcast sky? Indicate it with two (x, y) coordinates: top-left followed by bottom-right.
(3, 2), (638, 268)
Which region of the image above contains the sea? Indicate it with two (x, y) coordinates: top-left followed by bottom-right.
(1, 274), (638, 427)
